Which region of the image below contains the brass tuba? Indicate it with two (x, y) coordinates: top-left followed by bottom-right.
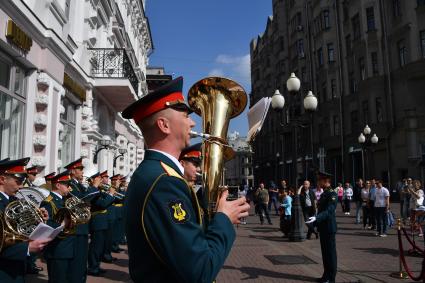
(0, 192), (45, 252)
(54, 192), (91, 234)
(188, 77), (247, 219)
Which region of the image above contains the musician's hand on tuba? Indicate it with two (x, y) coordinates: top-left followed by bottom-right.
(39, 207), (49, 221)
(216, 190), (250, 225)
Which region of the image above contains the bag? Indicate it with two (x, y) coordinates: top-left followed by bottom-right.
(387, 210), (395, 227)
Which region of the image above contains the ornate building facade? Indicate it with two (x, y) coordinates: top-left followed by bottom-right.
(0, 0), (152, 179)
(250, 0), (425, 187)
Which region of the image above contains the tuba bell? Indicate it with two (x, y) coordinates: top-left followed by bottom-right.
(0, 191), (45, 252)
(188, 77), (247, 219)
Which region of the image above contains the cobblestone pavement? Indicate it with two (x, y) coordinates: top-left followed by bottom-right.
(27, 202), (423, 283)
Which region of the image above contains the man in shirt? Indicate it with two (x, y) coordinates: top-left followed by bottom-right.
(300, 180), (318, 239)
(374, 180), (390, 237)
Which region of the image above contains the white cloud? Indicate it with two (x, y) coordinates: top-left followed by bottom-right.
(208, 68), (225, 77)
(208, 54), (251, 90)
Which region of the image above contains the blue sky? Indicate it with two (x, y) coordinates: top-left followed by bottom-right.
(146, 1), (272, 137)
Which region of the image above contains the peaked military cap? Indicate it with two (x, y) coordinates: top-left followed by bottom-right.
(50, 171), (71, 184)
(89, 172), (100, 180)
(110, 174), (121, 181)
(122, 76), (192, 123)
(100, 170), (109, 178)
(179, 143), (202, 162)
(317, 171), (333, 179)
(44, 172), (56, 182)
(64, 157), (84, 170)
(0, 157), (30, 176)
(26, 165), (39, 175)
(0, 158), (10, 164)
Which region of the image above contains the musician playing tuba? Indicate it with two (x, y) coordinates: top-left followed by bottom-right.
(122, 76), (250, 283)
(0, 158), (51, 282)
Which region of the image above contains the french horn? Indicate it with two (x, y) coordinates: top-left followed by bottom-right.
(0, 191), (45, 252)
(188, 77), (247, 219)
(54, 192), (91, 234)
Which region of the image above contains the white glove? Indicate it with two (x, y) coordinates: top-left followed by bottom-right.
(305, 216), (316, 224)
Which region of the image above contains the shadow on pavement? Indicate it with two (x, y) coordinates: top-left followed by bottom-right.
(247, 227), (281, 233)
(353, 247), (399, 257)
(100, 269), (131, 281)
(248, 234), (289, 242)
(222, 265), (317, 281)
(114, 258), (129, 268)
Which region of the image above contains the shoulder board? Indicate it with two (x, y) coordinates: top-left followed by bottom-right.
(45, 195), (53, 202)
(160, 162), (184, 181)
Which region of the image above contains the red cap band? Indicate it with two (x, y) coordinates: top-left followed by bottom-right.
(133, 92), (184, 123)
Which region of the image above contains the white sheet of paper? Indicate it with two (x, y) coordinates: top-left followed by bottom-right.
(29, 223), (64, 240)
(247, 97), (271, 142)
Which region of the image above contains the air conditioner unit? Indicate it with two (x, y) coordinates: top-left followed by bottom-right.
(296, 25), (304, 31)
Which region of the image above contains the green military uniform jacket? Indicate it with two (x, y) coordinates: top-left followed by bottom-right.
(316, 187), (338, 233)
(40, 192), (75, 259)
(125, 150), (236, 283)
(88, 187), (115, 231)
(0, 194), (29, 283)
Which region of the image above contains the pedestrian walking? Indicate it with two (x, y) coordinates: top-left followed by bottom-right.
(300, 180), (318, 239)
(353, 179), (364, 224)
(343, 182), (353, 215)
(268, 181), (279, 215)
(361, 181), (371, 229)
(336, 183), (344, 212)
(255, 183), (272, 225)
(374, 180), (390, 237)
(280, 190), (292, 237)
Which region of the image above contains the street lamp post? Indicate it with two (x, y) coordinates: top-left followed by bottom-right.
(113, 147), (128, 175)
(358, 125), (379, 180)
(276, 152), (280, 183)
(271, 73), (318, 242)
(93, 135), (112, 164)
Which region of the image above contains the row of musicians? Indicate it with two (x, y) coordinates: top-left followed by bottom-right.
(0, 157), (127, 283)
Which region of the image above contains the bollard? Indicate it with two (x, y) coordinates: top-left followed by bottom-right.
(390, 218), (409, 279)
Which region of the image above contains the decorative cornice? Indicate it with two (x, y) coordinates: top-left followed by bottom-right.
(34, 113), (48, 127)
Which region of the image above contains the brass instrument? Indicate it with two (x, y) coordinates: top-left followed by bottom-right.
(0, 191), (45, 252)
(54, 192), (91, 234)
(188, 77), (247, 219)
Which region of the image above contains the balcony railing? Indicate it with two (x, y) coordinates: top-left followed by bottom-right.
(89, 48), (139, 95)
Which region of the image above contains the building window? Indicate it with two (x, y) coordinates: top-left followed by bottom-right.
(352, 14), (361, 40)
(323, 10), (330, 29)
(350, 111), (359, 133)
(366, 7), (376, 31)
(393, 0), (401, 17)
(349, 72), (357, 95)
(362, 100), (369, 124)
(420, 31), (425, 58)
(345, 34), (352, 55)
(59, 95), (77, 168)
(322, 82), (327, 101)
(331, 115), (340, 136)
(359, 57), (365, 80)
(279, 36), (285, 50)
(331, 79), (337, 99)
(371, 52), (379, 75)
(376, 97), (384, 122)
(327, 43), (335, 63)
(398, 39), (407, 67)
(0, 54), (26, 159)
(418, 0), (425, 6)
(317, 47), (323, 66)
(297, 39), (305, 57)
(301, 67), (307, 83)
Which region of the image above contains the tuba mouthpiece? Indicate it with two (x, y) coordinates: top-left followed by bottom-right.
(190, 131), (211, 139)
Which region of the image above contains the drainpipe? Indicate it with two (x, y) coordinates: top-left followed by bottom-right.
(334, 0), (345, 181)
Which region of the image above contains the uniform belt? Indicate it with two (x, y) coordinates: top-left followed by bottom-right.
(113, 203), (123, 207)
(92, 209), (107, 216)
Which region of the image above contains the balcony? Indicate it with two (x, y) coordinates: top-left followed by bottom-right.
(89, 48), (139, 111)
